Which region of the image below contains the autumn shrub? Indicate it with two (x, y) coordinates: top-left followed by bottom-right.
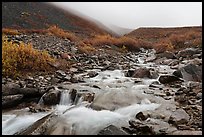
(2, 36), (55, 78)
(47, 25), (78, 41)
(185, 30), (201, 39)
(80, 35), (153, 52)
(77, 42), (96, 54)
(2, 28), (20, 35)
(168, 30), (202, 49)
(192, 38), (202, 48)
(84, 35), (114, 46)
(169, 34), (187, 49)
(115, 36), (139, 51)
(154, 42), (174, 53)
(117, 37), (153, 50)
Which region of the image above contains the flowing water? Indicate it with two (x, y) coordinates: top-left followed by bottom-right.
(2, 49), (178, 135)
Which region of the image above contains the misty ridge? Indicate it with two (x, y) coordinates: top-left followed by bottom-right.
(2, 2), (202, 135)
(50, 2), (202, 34)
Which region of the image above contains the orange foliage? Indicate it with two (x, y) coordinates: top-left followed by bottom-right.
(154, 40), (174, 53)
(47, 25), (79, 41)
(81, 35), (153, 52)
(77, 42), (96, 54)
(168, 30), (202, 49)
(2, 28), (20, 35)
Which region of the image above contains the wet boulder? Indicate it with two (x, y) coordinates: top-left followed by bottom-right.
(82, 92), (95, 103)
(128, 120), (155, 135)
(156, 51), (176, 59)
(2, 94), (24, 109)
(90, 91), (142, 110)
(88, 71), (98, 78)
(158, 75), (183, 84)
(173, 64), (202, 82)
(135, 112), (149, 121)
(2, 83), (42, 97)
(125, 69), (135, 77)
(97, 125), (128, 135)
(42, 89), (61, 105)
(15, 113), (58, 135)
(17, 88), (41, 97)
(132, 68), (151, 78)
(126, 118), (177, 135)
(2, 83), (21, 96)
(69, 89), (77, 104)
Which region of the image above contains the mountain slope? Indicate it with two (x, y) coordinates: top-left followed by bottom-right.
(2, 2), (112, 38)
(126, 26), (202, 41)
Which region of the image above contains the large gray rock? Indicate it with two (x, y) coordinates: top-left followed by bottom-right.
(168, 108), (190, 126)
(15, 112), (58, 135)
(2, 94), (24, 109)
(17, 88), (41, 97)
(173, 64), (202, 82)
(132, 68), (151, 78)
(176, 48), (200, 58)
(126, 119), (177, 135)
(90, 91), (142, 110)
(2, 83), (21, 96)
(97, 125), (128, 135)
(2, 83), (41, 97)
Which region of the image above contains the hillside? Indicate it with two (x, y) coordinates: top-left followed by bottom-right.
(126, 26), (202, 42)
(2, 2), (112, 38)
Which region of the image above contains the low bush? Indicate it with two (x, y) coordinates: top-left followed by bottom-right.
(2, 36), (55, 78)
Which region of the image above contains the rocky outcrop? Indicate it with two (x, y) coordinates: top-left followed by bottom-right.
(168, 108), (190, 126)
(97, 125), (128, 135)
(15, 112), (58, 135)
(173, 64), (202, 82)
(2, 94), (24, 109)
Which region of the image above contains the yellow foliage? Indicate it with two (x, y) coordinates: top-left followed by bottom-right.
(2, 36), (55, 78)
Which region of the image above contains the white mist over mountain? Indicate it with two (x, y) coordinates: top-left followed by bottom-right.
(51, 2), (202, 34)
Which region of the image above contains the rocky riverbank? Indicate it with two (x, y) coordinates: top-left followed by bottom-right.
(2, 34), (202, 135)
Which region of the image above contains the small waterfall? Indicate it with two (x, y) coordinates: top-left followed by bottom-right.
(59, 90), (72, 106)
(76, 96), (83, 105)
(38, 95), (44, 105)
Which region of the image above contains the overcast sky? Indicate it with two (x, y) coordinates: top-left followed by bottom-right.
(51, 2), (202, 29)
